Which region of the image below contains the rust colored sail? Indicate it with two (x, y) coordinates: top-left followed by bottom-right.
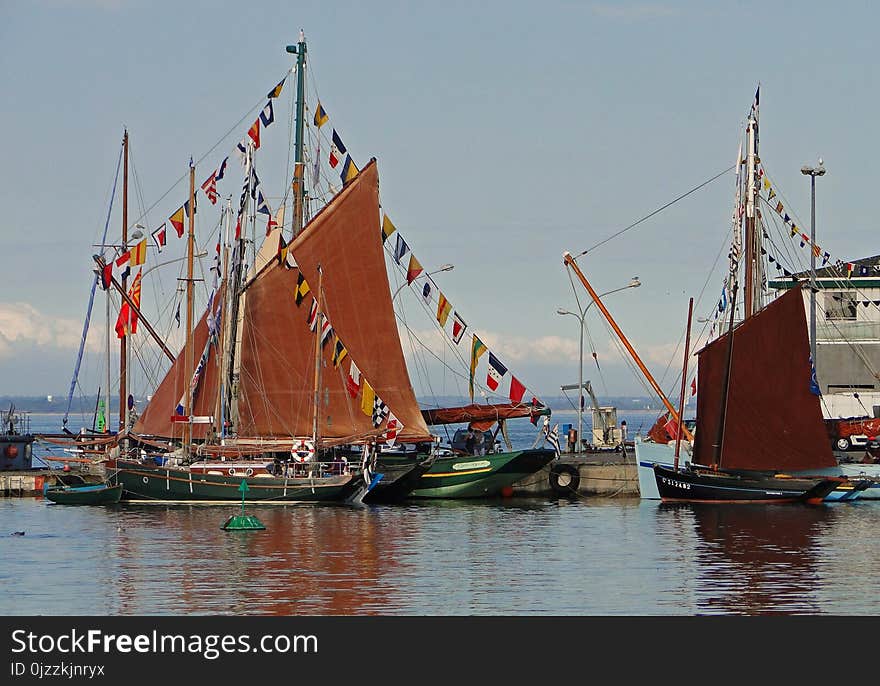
(235, 159), (431, 442)
(133, 296), (223, 440)
(421, 402), (550, 431)
(693, 284), (835, 472)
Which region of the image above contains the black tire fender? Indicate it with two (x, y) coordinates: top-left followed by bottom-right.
(549, 463), (580, 495)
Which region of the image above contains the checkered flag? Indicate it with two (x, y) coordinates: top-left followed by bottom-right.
(372, 396), (389, 428)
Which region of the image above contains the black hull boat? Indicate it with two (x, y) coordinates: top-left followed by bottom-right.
(653, 464), (842, 504)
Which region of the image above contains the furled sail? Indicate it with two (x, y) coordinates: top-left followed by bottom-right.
(235, 159), (432, 443)
(421, 402), (550, 432)
(693, 283), (835, 472)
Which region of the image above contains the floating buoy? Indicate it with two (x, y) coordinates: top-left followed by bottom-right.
(221, 480), (265, 531)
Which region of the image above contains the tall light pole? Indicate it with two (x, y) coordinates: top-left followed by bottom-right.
(801, 159), (826, 382)
(391, 263), (454, 302)
(557, 276), (641, 453)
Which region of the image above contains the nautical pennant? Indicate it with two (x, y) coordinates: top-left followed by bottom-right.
(340, 155), (358, 184)
(100, 262), (112, 290)
(509, 375), (526, 404)
(130, 239), (147, 266)
(381, 214), (397, 243)
(486, 352), (508, 391)
(469, 334), (488, 402)
(267, 76), (286, 99)
(175, 301), (181, 327)
(114, 269), (143, 338)
(248, 119), (260, 149)
(406, 254), (423, 284)
(307, 297), (318, 331)
(277, 233), (289, 266)
(313, 101), (329, 128)
(295, 272), (310, 305)
(383, 413), (401, 447)
(360, 379), (375, 418)
(170, 206), (185, 238)
(394, 234), (409, 265)
(201, 171), (219, 204)
(115, 250), (130, 268)
(346, 361), (361, 398)
(329, 129), (346, 168)
(436, 293), (452, 327)
(235, 138), (249, 167)
(544, 421), (561, 458)
(451, 312), (466, 344)
(421, 278), (433, 305)
(331, 337), (348, 369)
(372, 395), (389, 428)
(260, 100), (275, 128)
(151, 223), (167, 253)
(320, 317), (333, 348)
(210, 235), (221, 276)
(215, 157), (228, 182)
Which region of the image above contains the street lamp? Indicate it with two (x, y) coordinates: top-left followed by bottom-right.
(801, 159), (826, 378)
(557, 276), (641, 453)
(392, 263), (454, 301)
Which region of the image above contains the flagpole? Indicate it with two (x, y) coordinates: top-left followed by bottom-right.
(674, 297), (693, 470)
(184, 161), (196, 457)
(215, 199), (232, 441)
(120, 129), (128, 436)
(312, 265), (324, 455)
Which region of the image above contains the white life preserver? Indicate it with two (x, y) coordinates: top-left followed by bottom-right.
(245, 468), (254, 477)
(292, 440), (315, 463)
(228, 467), (236, 476)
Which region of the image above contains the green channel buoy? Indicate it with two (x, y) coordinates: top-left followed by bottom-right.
(221, 480), (266, 531)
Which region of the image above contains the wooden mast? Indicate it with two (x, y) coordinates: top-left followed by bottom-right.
(119, 129), (128, 433)
(184, 162), (196, 455)
(563, 251), (694, 442)
(215, 199), (232, 439)
(312, 266), (324, 450)
(674, 298), (693, 470)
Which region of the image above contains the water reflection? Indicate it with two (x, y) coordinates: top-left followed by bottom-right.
(663, 504), (834, 615)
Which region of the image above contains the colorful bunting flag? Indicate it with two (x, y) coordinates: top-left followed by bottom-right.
(509, 375), (526, 404)
(360, 379), (375, 418)
(201, 171), (218, 204)
(340, 155), (358, 184)
(151, 223), (167, 253)
(451, 312), (466, 344)
(100, 262), (112, 290)
(277, 233), (289, 266)
(371, 396), (389, 428)
(267, 76), (286, 99)
(130, 238), (147, 266)
(115, 250), (130, 269)
(406, 254), (423, 284)
(469, 334), (488, 402)
(114, 269), (142, 338)
(383, 413), (401, 447)
(248, 119), (260, 149)
(313, 101), (329, 128)
(329, 129), (346, 168)
(215, 157), (228, 182)
(394, 234), (409, 265)
(295, 272), (310, 306)
(331, 337), (348, 368)
(170, 206), (185, 238)
(421, 278), (434, 305)
(260, 100), (275, 128)
(381, 214), (396, 243)
(768, 188), (776, 200)
(346, 361), (361, 399)
(690, 378), (697, 396)
(320, 317), (333, 348)
(486, 352), (508, 391)
(436, 293), (452, 327)
(307, 298), (318, 331)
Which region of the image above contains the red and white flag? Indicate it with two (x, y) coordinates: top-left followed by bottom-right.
(690, 378), (697, 396)
(346, 361), (361, 399)
(150, 223), (167, 253)
(486, 352), (507, 392)
(383, 412), (402, 447)
(201, 171), (219, 205)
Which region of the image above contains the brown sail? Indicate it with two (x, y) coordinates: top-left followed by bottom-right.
(421, 402), (550, 431)
(235, 159), (432, 443)
(693, 283), (835, 472)
(132, 296), (224, 440)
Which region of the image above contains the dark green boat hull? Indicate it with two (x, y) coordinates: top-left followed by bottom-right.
(393, 449), (556, 499)
(44, 483), (123, 505)
(111, 460), (366, 503)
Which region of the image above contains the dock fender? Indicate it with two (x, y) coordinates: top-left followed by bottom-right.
(549, 463), (580, 495)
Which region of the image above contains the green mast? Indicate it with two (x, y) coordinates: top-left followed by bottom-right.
(286, 29), (307, 237)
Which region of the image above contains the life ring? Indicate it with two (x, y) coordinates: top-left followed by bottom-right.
(228, 467), (236, 476)
(549, 463), (580, 496)
(245, 468), (254, 477)
(292, 440), (315, 463)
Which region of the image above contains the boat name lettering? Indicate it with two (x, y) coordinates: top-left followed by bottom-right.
(453, 460), (490, 471)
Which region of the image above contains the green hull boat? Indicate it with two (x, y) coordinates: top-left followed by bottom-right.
(43, 482), (123, 505)
(397, 448), (556, 499)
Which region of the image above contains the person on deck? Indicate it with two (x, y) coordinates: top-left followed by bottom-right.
(464, 430), (476, 455)
(474, 431), (485, 456)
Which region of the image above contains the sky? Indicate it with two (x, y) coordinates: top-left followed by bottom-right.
(1, 0), (878, 410)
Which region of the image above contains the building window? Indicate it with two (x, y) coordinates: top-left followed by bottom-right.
(825, 291), (857, 320)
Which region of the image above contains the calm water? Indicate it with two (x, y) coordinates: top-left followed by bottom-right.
(3, 410), (879, 616)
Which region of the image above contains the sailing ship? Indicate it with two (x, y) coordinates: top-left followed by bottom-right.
(70, 32), (555, 503)
(563, 90), (855, 504)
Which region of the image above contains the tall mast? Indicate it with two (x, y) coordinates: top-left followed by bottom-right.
(215, 199), (232, 440)
(563, 252), (694, 442)
(119, 129), (128, 433)
(287, 30), (307, 237)
(674, 298), (694, 470)
(184, 161), (196, 455)
(744, 111), (761, 317)
(712, 282), (739, 469)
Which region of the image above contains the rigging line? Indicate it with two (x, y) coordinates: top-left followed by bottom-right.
(127, 74), (289, 230)
(574, 164), (736, 258)
(63, 141), (124, 428)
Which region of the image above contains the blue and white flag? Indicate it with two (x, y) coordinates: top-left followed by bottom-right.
(421, 278), (433, 305)
(215, 156), (229, 182)
(486, 352), (507, 391)
(394, 234), (409, 265)
(718, 284), (728, 313)
(260, 100), (275, 128)
(809, 355), (821, 396)
(543, 418), (561, 457)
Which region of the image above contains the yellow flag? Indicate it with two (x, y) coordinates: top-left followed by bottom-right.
(436, 293), (452, 327)
(130, 238), (148, 266)
(381, 214), (397, 243)
(763, 176), (770, 191)
(469, 335), (488, 402)
(360, 379), (375, 417)
(341, 155), (359, 183)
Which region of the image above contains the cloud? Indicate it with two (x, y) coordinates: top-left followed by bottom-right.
(0, 302), (101, 358)
(590, 3), (678, 20)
